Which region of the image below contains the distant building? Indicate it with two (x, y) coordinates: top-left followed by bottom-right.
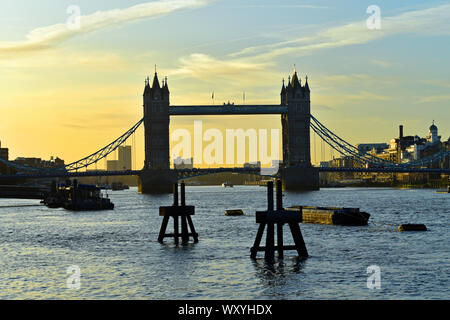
(0, 141), (8, 161)
(14, 156), (65, 169)
(427, 121), (440, 144)
(0, 141), (9, 174)
(118, 146), (132, 170)
(328, 156), (356, 168)
(357, 143), (388, 155)
(107, 160), (120, 171)
(320, 161), (329, 167)
(243, 161), (261, 169)
(401, 122), (442, 162)
(173, 157), (193, 169)
(14, 157), (43, 167)
(271, 160), (283, 168)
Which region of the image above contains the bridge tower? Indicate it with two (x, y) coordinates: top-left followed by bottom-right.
(280, 70), (319, 190)
(139, 72), (177, 193)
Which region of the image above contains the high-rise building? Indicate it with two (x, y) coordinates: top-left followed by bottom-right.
(0, 141), (9, 174)
(118, 145), (132, 170)
(0, 141), (8, 161)
(107, 160), (120, 171)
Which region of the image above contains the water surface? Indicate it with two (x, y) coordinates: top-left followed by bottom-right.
(0, 186), (448, 299)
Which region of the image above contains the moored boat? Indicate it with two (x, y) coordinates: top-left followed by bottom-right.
(222, 182), (233, 188)
(43, 180), (114, 211)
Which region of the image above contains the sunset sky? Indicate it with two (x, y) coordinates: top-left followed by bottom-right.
(1, 0), (449, 168)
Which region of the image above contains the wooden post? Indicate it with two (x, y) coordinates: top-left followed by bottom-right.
(251, 179), (308, 260)
(267, 181), (274, 211)
(158, 182), (198, 244)
(173, 216), (179, 245)
(250, 223), (266, 259)
(276, 179), (284, 258)
(180, 182), (186, 207)
(288, 222), (309, 257)
(158, 215), (170, 243)
(276, 179), (283, 210)
(173, 183), (179, 206)
(186, 215), (199, 243)
(265, 222), (275, 261)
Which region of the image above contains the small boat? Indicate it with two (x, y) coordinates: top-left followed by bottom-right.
(44, 180), (114, 211)
(222, 182), (233, 188)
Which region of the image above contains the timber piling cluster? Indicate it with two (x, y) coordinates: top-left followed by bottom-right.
(158, 182), (198, 244)
(251, 180), (308, 261)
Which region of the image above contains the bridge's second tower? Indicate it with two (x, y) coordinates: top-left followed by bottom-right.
(280, 70), (319, 190)
(143, 72), (170, 169)
(139, 72), (177, 193)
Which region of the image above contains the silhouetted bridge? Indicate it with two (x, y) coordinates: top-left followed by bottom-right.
(0, 166), (448, 182)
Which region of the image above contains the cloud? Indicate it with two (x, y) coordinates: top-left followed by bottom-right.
(168, 53), (278, 88)
(225, 4), (328, 9)
(417, 95), (450, 103)
(230, 3), (450, 61)
(165, 3), (450, 98)
(0, 0), (213, 56)
(343, 91), (390, 101)
(370, 59), (392, 68)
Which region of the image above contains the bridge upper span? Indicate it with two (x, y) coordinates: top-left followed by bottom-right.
(169, 105), (287, 116)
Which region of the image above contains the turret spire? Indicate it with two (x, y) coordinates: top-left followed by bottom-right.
(304, 74), (310, 91)
(152, 71), (160, 89)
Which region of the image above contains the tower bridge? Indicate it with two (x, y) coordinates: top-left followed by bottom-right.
(1, 69), (449, 194)
(140, 70), (319, 193)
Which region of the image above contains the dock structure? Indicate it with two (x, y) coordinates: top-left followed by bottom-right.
(286, 206), (370, 226)
(158, 182), (198, 244)
(250, 180), (308, 261)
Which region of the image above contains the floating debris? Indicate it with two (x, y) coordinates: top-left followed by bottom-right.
(225, 209), (244, 216)
(398, 224), (427, 232)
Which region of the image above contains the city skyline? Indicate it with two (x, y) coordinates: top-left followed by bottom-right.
(1, 0), (449, 168)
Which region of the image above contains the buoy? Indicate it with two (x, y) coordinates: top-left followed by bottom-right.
(225, 209), (244, 216)
(398, 224), (427, 232)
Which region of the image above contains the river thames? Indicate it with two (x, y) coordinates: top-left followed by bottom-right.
(0, 186), (448, 299)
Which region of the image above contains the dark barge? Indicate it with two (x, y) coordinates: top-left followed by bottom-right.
(43, 180), (114, 211)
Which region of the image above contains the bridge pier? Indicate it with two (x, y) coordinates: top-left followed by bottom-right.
(281, 167), (319, 191)
(138, 169), (178, 194)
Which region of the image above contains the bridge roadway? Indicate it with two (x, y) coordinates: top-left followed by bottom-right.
(169, 105), (287, 115)
(0, 167), (261, 180)
(319, 167), (450, 174)
(0, 166), (448, 180)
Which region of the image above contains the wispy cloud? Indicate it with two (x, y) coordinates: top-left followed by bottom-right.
(370, 59), (392, 68)
(169, 53), (277, 86)
(0, 0), (213, 56)
(230, 3), (450, 60)
(225, 4), (329, 9)
(167, 3), (450, 94)
(417, 95), (450, 103)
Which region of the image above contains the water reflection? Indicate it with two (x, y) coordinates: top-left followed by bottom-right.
(252, 256), (306, 281)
